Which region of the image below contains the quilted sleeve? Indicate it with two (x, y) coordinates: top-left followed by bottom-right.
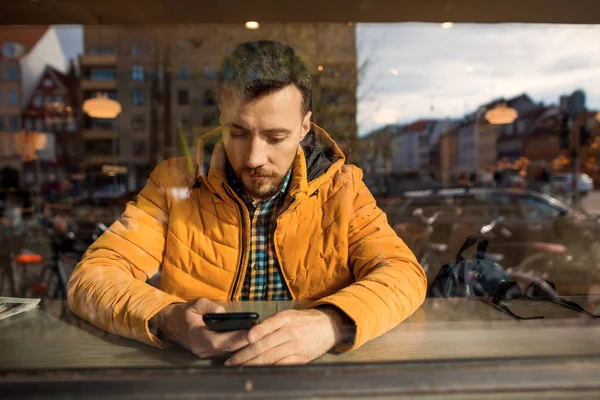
(313, 166), (427, 350)
(67, 160), (185, 348)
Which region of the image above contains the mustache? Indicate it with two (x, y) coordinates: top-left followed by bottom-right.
(239, 167), (278, 178)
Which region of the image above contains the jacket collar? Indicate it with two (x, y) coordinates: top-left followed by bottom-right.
(195, 123), (346, 204)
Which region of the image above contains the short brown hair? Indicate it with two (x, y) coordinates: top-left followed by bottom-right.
(218, 40), (311, 115)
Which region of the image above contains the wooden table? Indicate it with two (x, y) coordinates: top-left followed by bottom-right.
(2, 297), (600, 371)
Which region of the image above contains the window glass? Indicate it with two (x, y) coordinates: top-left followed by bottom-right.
(177, 64), (190, 80)
(132, 114), (146, 131)
(6, 64), (18, 80)
(131, 64), (144, 81)
(131, 42), (142, 56)
(518, 196), (562, 219)
(132, 88), (145, 105)
(8, 89), (18, 106)
(8, 115), (19, 131)
(90, 68), (116, 80)
(4, 15), (600, 395)
(33, 93), (42, 107)
(177, 89), (189, 105)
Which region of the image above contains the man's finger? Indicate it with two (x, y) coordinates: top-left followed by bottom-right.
(273, 355), (307, 365)
(193, 298), (226, 315)
(230, 342), (293, 366)
(226, 329), (289, 366)
(247, 311), (289, 344)
(207, 329), (250, 353)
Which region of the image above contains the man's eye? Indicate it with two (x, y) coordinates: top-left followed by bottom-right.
(231, 132), (246, 138)
(268, 137), (285, 144)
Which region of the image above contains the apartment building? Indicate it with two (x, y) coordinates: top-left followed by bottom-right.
(80, 24), (358, 190)
(0, 26), (67, 175)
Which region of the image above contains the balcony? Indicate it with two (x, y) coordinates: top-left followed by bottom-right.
(81, 79), (117, 91)
(83, 129), (118, 140)
(79, 54), (117, 67)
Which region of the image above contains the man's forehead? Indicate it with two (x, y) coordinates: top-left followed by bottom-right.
(220, 84), (303, 108)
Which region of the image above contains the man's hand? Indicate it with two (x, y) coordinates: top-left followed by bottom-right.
(152, 298), (249, 358)
(225, 306), (354, 366)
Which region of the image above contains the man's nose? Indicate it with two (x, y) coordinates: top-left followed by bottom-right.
(244, 137), (268, 169)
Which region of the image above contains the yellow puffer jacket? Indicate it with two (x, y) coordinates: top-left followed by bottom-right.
(67, 124), (426, 350)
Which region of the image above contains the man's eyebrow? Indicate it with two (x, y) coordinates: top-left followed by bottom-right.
(230, 123), (250, 131)
(229, 123), (292, 135)
(261, 127), (292, 134)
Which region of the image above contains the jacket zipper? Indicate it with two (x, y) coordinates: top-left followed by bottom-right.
(222, 183), (248, 300)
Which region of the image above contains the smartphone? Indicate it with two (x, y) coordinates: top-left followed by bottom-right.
(203, 312), (260, 333)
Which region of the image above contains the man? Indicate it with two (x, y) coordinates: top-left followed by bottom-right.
(68, 41), (426, 366)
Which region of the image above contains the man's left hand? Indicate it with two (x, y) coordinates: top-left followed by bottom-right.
(225, 307), (353, 366)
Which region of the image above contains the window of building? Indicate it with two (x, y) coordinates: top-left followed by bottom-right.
(8, 115), (19, 131)
(90, 68), (116, 80)
(2, 42), (24, 58)
(202, 112), (219, 127)
(35, 118), (43, 132)
(132, 139), (148, 157)
(178, 89), (190, 105)
(177, 64), (190, 80)
(44, 95), (53, 107)
(6, 64), (18, 80)
(203, 65), (216, 80)
(8, 90), (18, 106)
(203, 89), (216, 106)
(131, 42), (143, 56)
(132, 114), (146, 131)
(0, 117), (3, 130)
(67, 117), (76, 132)
(88, 47), (117, 55)
(43, 78), (53, 88)
(24, 118), (33, 131)
(33, 93), (42, 108)
(131, 65), (145, 81)
(85, 139), (115, 155)
(132, 89), (145, 106)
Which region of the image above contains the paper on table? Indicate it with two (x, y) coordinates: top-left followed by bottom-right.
(0, 297), (41, 321)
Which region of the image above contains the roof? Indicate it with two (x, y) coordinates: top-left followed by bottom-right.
(404, 119), (437, 132)
(360, 124), (402, 141)
(0, 26), (49, 59)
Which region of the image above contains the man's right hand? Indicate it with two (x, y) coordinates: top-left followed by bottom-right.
(153, 298), (249, 358)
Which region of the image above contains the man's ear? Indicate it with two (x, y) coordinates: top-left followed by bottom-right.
(300, 111), (312, 141)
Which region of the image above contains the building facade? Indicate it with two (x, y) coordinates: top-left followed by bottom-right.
(20, 65), (82, 184)
(0, 26), (68, 176)
(80, 24), (358, 191)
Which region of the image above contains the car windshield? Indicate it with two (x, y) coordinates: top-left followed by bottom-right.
(3, 3), (600, 398)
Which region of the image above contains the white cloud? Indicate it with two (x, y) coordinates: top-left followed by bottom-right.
(357, 23), (600, 135)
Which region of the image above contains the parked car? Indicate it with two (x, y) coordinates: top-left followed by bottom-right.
(380, 187), (600, 277)
(551, 173), (594, 196)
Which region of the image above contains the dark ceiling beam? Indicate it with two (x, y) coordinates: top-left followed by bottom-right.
(2, 0), (600, 25)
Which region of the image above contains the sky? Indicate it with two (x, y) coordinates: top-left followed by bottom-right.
(55, 25), (83, 64)
(52, 23), (600, 137)
(357, 23), (600, 136)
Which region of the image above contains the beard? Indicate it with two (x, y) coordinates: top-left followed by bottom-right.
(236, 166), (291, 201)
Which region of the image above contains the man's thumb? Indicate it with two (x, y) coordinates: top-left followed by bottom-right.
(193, 298), (226, 314)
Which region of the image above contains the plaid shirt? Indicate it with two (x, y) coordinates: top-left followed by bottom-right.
(227, 166), (292, 300)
